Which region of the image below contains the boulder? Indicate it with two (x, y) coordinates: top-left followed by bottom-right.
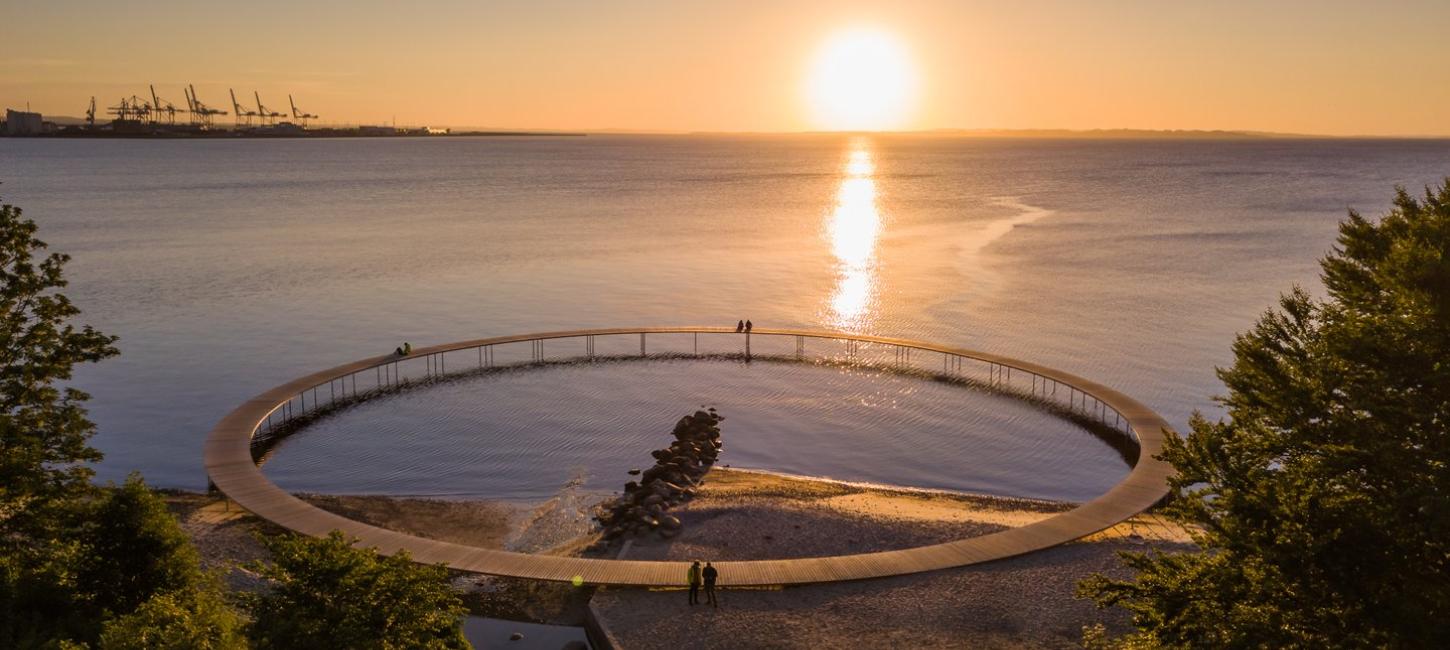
(592, 408), (725, 542)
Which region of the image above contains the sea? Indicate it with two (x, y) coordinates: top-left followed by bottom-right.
(2, 135), (1446, 504)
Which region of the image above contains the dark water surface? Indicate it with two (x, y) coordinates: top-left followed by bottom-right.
(2, 135), (1446, 502)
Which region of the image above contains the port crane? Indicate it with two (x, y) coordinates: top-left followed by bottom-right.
(107, 95), (152, 123)
(149, 85), (181, 125)
(184, 85), (226, 129)
(230, 89), (258, 128)
(84, 97), (96, 129)
(254, 92), (286, 126)
(289, 95), (318, 126)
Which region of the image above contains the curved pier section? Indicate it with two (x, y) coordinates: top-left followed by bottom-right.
(203, 327), (1174, 587)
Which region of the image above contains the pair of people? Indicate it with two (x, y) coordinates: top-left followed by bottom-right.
(734, 320), (753, 333)
(394, 342), (412, 356)
(687, 560), (719, 607)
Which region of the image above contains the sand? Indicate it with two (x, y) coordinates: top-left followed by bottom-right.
(161, 490), (595, 625)
(588, 468), (1192, 649)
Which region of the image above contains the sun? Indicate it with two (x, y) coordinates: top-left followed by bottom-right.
(807, 29), (918, 131)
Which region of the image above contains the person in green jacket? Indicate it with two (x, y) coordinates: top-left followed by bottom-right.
(687, 561), (702, 606)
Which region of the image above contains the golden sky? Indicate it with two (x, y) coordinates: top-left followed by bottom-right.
(4, 0), (1449, 135)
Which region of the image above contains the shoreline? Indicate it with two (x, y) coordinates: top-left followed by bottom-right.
(165, 466), (1188, 645)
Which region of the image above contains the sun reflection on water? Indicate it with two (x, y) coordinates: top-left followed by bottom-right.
(826, 144), (882, 328)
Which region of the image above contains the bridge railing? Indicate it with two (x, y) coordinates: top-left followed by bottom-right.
(249, 328), (1140, 450)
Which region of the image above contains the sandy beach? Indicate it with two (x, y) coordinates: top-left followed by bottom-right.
(591, 468), (1190, 649)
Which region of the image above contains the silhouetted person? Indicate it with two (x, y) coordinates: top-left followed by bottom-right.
(744, 320), (753, 332)
(687, 561), (702, 605)
(703, 562), (718, 607)
(736, 320), (744, 333)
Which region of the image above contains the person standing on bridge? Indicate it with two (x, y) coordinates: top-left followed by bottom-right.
(703, 562), (719, 607)
(687, 560), (702, 605)
(744, 320), (753, 332)
(736, 320), (744, 333)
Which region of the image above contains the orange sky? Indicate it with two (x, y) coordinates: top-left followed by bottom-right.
(3, 0), (1449, 135)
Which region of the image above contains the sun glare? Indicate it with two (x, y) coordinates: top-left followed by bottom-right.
(807, 29), (917, 131)
(826, 143), (882, 327)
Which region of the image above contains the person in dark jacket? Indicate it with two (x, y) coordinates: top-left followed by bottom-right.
(702, 562), (719, 607)
(744, 320), (753, 332)
(736, 320), (744, 332)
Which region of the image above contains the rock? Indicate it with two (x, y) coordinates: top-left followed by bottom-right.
(592, 408), (726, 541)
(509, 632), (523, 641)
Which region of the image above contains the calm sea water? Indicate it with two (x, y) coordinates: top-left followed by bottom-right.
(2, 135), (1446, 502)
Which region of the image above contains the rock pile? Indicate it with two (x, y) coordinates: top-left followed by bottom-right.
(593, 409), (724, 542)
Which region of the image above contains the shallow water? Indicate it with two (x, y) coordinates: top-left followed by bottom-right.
(2, 135), (1447, 501)
(262, 354), (1130, 503)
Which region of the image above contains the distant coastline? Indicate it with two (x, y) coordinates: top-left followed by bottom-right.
(0, 127), (586, 139)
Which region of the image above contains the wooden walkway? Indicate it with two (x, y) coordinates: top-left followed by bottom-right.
(203, 327), (1174, 587)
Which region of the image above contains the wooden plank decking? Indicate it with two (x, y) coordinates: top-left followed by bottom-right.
(203, 327), (1174, 587)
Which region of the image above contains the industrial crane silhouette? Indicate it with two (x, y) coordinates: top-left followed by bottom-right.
(84, 97), (96, 129)
(254, 92), (286, 126)
(149, 85), (181, 125)
(230, 89), (258, 128)
(289, 95), (318, 126)
(185, 85), (227, 129)
(107, 95), (152, 123)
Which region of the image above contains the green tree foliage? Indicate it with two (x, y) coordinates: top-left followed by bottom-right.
(1, 197), (241, 648)
(4, 475), (244, 647)
(98, 588), (246, 650)
(0, 198), (119, 538)
(0, 195), (119, 647)
(77, 476), (209, 618)
(247, 531), (468, 650)
(1079, 181), (1450, 647)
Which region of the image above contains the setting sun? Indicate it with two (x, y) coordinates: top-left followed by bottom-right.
(807, 29), (918, 131)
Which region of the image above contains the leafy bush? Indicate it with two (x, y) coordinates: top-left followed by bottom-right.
(247, 531), (468, 650)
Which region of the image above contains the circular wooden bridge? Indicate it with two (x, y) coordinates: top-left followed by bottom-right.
(203, 327), (1174, 587)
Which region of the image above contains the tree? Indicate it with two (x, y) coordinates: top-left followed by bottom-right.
(1, 197), (241, 648)
(1, 196), (119, 539)
(247, 531), (468, 650)
(77, 475), (210, 618)
(1, 195), (121, 647)
(1079, 181), (1450, 647)
(98, 588), (246, 650)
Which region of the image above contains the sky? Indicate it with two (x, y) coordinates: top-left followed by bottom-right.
(3, 0), (1449, 135)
